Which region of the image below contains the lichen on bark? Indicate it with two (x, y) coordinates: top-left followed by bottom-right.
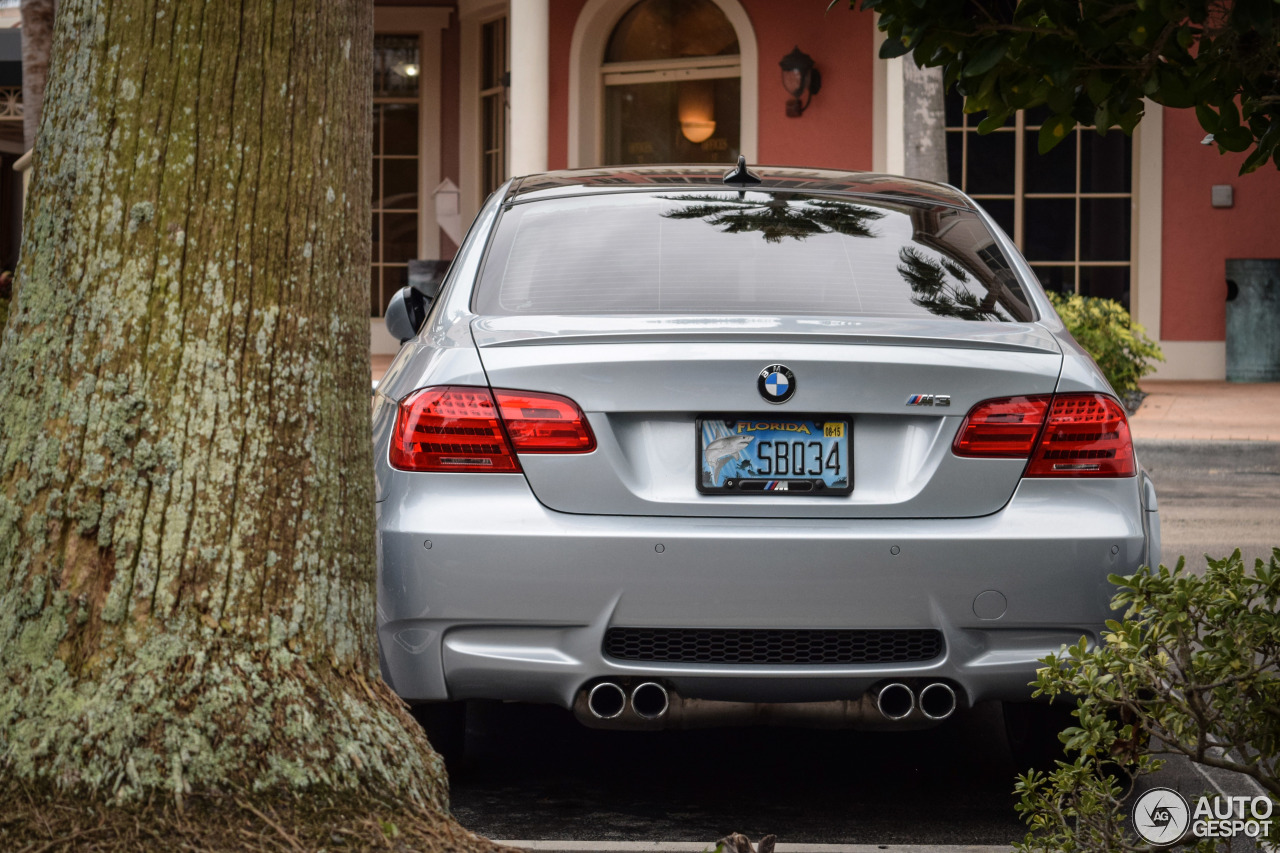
(0, 0), (452, 819)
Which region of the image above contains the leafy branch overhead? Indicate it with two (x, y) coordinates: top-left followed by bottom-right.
(853, 0), (1280, 173)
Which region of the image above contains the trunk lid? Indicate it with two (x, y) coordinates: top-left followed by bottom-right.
(473, 316), (1062, 518)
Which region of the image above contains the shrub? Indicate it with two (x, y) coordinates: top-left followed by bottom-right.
(1047, 291), (1164, 396)
(1014, 550), (1280, 852)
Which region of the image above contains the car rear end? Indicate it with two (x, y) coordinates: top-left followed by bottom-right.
(373, 167), (1158, 733)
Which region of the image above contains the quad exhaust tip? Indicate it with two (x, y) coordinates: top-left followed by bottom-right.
(584, 679), (954, 725)
(918, 682), (957, 720)
(587, 682), (627, 719)
(876, 682), (914, 720)
(630, 682), (670, 720)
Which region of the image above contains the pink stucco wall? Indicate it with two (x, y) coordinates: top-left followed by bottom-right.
(547, 0), (587, 172)
(1162, 108), (1280, 341)
(746, 0), (874, 170)
(546, 0), (876, 172)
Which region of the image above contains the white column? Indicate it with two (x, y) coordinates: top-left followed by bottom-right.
(870, 21), (905, 174)
(1133, 100), (1163, 342)
(509, 0), (550, 175)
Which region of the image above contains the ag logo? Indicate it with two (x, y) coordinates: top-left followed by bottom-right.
(758, 364), (796, 404)
(1132, 787), (1189, 845)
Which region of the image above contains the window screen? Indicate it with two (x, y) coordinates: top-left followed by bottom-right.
(473, 192), (1036, 322)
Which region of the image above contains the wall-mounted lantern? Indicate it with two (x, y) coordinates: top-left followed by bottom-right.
(779, 46), (821, 117)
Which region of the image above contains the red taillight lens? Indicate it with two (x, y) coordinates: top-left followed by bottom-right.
(1025, 393), (1135, 477)
(953, 392), (1135, 477)
(493, 389), (597, 453)
(952, 395), (1051, 458)
(389, 386), (520, 472)
(389, 386), (596, 472)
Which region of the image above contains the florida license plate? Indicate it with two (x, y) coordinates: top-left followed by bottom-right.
(697, 417), (852, 495)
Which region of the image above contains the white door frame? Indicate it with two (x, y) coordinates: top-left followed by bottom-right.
(567, 0), (758, 168)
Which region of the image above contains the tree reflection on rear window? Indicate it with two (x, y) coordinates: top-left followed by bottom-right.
(473, 191), (1036, 322)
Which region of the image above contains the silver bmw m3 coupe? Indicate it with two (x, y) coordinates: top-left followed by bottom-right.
(372, 161), (1161, 762)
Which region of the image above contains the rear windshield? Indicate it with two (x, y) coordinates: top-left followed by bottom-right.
(473, 191), (1035, 322)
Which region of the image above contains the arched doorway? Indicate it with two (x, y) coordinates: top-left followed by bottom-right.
(601, 0), (739, 165)
(569, 0), (757, 167)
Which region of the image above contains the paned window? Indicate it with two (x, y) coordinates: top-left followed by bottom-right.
(481, 17), (509, 197)
(371, 34), (422, 317)
(945, 93), (1134, 307)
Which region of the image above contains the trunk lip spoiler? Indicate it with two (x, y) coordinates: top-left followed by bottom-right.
(469, 316), (1063, 356)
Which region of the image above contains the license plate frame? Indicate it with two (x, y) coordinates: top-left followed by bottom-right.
(696, 415), (853, 496)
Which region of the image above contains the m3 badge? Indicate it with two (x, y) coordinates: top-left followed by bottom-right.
(906, 394), (951, 407)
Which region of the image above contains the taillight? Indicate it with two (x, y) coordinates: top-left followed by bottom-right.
(953, 392), (1135, 477)
(389, 386), (595, 472)
(390, 386), (520, 472)
(493, 389), (597, 453)
(1025, 393), (1135, 477)
(952, 396), (1051, 457)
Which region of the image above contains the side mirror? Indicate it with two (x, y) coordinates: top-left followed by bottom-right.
(385, 286), (429, 343)
(384, 260), (452, 344)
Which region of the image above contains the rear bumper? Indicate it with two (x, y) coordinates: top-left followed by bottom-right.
(376, 473), (1147, 711)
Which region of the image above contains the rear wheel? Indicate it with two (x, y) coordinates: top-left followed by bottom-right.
(1003, 700), (1076, 772)
(409, 701), (467, 769)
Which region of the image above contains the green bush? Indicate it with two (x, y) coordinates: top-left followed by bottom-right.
(1014, 550), (1280, 852)
(1047, 291), (1164, 396)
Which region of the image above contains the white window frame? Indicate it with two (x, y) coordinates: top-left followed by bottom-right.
(460, 1), (509, 226)
(478, 14), (509, 198)
(370, 6), (449, 353)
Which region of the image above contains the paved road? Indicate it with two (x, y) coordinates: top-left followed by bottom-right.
(1139, 440), (1280, 569)
(452, 700), (1027, 845)
(449, 440), (1279, 847)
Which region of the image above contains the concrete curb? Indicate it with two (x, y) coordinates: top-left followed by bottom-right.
(1135, 438), (1280, 451)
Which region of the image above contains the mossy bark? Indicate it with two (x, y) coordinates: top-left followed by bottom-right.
(0, 0), (449, 813)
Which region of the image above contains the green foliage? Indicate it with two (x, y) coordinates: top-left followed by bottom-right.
(1015, 550), (1280, 851)
(1047, 291), (1163, 395)
(854, 0), (1280, 174)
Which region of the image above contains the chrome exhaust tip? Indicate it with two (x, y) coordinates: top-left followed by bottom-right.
(630, 682), (670, 720)
(586, 682), (627, 719)
(918, 682), (957, 720)
(875, 682), (915, 720)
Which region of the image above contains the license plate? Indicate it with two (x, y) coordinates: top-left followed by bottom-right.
(697, 417), (852, 495)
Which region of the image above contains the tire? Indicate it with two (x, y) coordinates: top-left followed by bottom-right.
(409, 701), (467, 769)
(1003, 700), (1077, 773)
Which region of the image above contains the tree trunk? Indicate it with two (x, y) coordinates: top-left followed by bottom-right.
(902, 59), (948, 183)
(0, 0), (450, 815)
(19, 0), (55, 150)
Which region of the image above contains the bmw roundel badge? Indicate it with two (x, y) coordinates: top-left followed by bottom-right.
(758, 364), (796, 404)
